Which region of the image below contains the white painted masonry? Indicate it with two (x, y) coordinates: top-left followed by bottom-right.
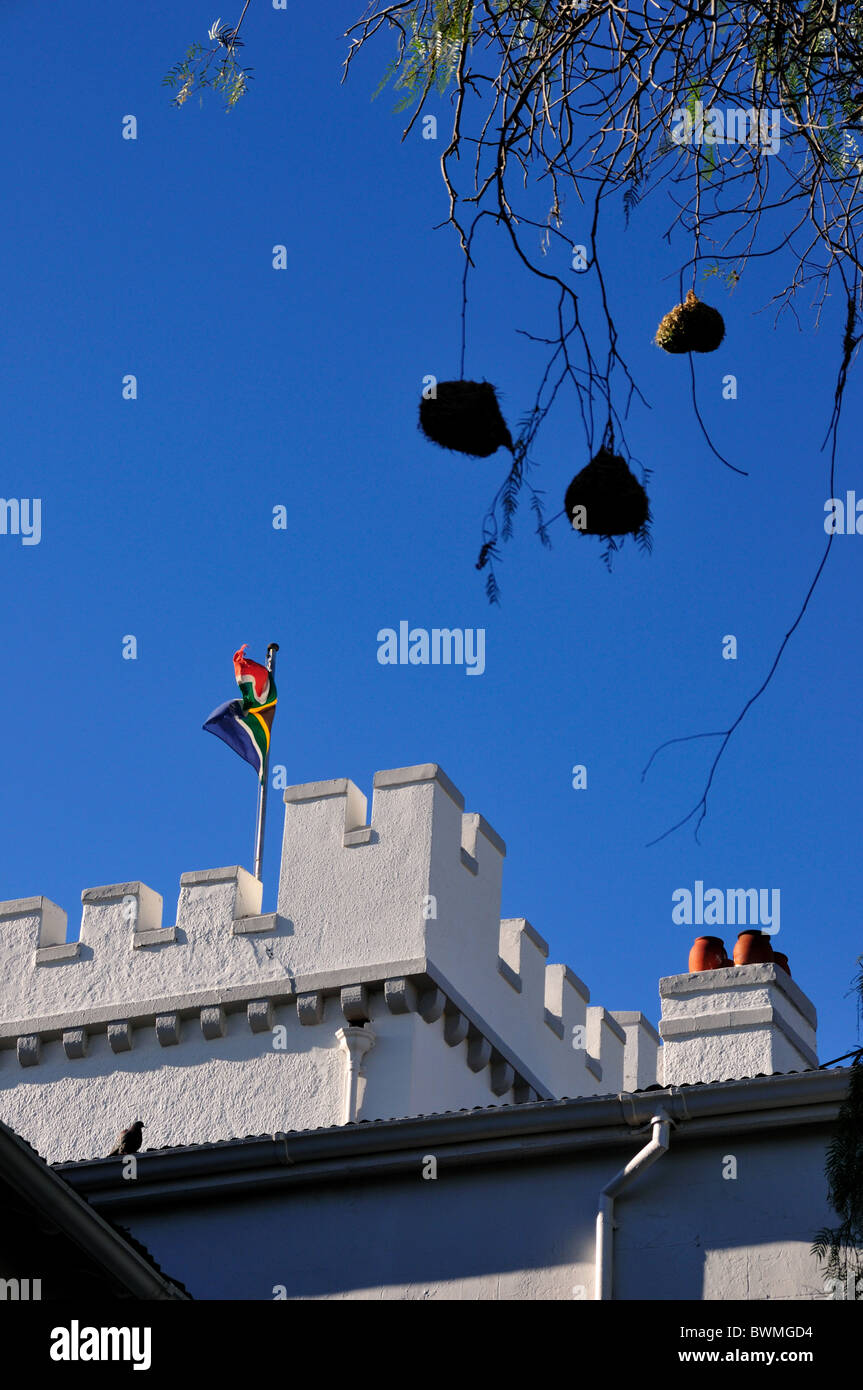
(0, 760), (837, 1302)
(0, 764), (820, 1176)
(0, 765), (660, 1162)
(660, 962), (818, 1085)
(59, 1071), (845, 1302)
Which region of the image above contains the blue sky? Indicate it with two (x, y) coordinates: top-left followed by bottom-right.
(2, 0), (861, 1067)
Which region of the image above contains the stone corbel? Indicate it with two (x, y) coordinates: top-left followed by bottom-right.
(297, 991), (323, 1026)
(107, 1022), (133, 1054)
(17, 1034), (41, 1068)
(384, 978), (417, 1015)
(155, 1014), (181, 1047)
(443, 1005), (469, 1047)
(200, 1006), (226, 1041)
(467, 1028), (492, 1074)
(340, 984), (370, 1024)
(62, 1028), (88, 1060)
(247, 1000), (274, 1034)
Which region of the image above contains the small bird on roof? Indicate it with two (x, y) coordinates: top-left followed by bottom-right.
(108, 1120), (144, 1156)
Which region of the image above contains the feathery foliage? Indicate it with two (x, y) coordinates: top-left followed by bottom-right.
(164, 13), (254, 111)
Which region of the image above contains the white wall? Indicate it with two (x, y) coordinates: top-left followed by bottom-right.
(107, 1125), (836, 1301)
(0, 765), (663, 1160)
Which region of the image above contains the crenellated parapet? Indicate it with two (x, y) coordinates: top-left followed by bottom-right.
(0, 866), (279, 1022)
(275, 765), (659, 1096)
(0, 764), (661, 1159)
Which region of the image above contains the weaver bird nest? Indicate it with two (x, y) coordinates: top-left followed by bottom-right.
(655, 290), (725, 355)
(419, 380), (513, 458)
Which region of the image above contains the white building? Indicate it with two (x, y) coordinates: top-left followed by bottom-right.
(0, 764), (846, 1300)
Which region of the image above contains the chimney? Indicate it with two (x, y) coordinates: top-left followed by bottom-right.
(660, 944), (818, 1085)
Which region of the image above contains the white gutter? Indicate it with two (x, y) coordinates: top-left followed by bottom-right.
(61, 1071), (845, 1212)
(595, 1110), (671, 1300)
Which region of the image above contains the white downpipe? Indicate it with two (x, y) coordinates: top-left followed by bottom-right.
(335, 1026), (376, 1124)
(594, 1110), (671, 1300)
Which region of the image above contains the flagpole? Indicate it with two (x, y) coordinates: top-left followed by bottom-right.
(253, 642), (279, 882)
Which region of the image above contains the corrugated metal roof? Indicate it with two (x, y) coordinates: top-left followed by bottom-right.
(56, 1064), (849, 1166)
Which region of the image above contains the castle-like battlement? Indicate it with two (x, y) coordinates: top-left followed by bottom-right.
(0, 866), (279, 1021)
(0, 764), (661, 1160)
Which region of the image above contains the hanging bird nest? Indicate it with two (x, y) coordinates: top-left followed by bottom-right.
(419, 380), (513, 458)
(564, 448), (650, 539)
(655, 289), (725, 354)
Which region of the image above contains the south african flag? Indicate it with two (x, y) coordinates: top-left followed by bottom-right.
(203, 645), (277, 781)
